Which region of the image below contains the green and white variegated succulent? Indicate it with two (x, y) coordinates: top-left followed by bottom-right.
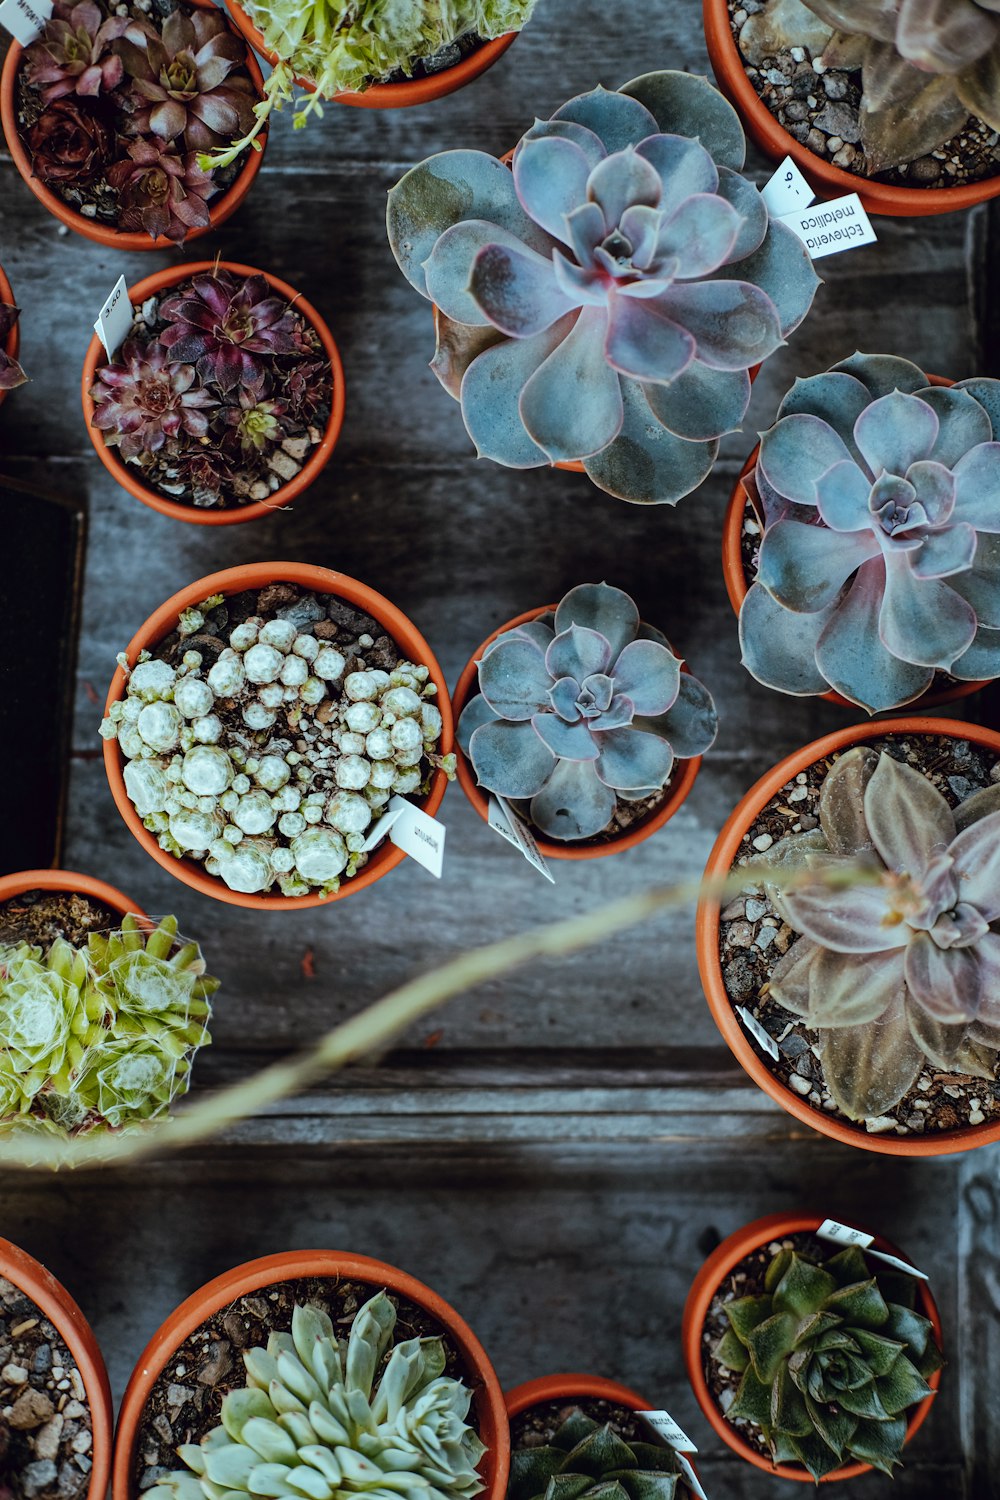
(148, 1293), (486, 1500)
(740, 353), (1000, 714)
(458, 583), (718, 842)
(713, 1238), (942, 1480)
(755, 745), (1000, 1120)
(0, 914), (215, 1136)
(509, 1408), (687, 1500)
(387, 71), (820, 506)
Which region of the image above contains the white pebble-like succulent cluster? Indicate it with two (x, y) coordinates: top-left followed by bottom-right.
(102, 600), (452, 897)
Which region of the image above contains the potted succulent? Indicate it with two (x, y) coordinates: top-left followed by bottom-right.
(100, 563), (455, 909)
(704, 0), (1000, 216)
(0, 869), (217, 1138)
(697, 716), (1000, 1155)
(0, 1235), (114, 1500)
(211, 0), (534, 163)
(0, 265), (27, 407)
(683, 1213), (943, 1483)
(111, 1250), (508, 1500)
(506, 1374), (703, 1500)
(81, 261), (344, 526)
(387, 70), (820, 507)
(726, 352), (1000, 713)
(0, 0), (267, 248)
(453, 583), (718, 859)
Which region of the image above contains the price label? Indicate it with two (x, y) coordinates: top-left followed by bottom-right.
(761, 155), (815, 217)
(639, 1411), (697, 1453)
(0, 0), (51, 45)
(818, 1219), (927, 1280)
(487, 796), (555, 883)
(736, 1006), (780, 1061)
(93, 275), (133, 360)
(361, 796), (445, 878)
(676, 1454), (709, 1500)
(777, 194), (877, 259)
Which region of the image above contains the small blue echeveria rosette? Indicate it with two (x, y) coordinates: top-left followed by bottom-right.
(739, 353), (1000, 714)
(387, 71), (820, 506)
(457, 583), (718, 842)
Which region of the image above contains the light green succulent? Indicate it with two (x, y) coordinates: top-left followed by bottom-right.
(149, 1293), (487, 1500)
(0, 914), (216, 1137)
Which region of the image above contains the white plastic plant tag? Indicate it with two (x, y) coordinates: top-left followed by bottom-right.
(638, 1411), (697, 1454)
(487, 796), (555, 883)
(736, 1006), (780, 1060)
(675, 1454), (709, 1500)
(818, 1219), (927, 1280)
(361, 795), (445, 877)
(761, 155), (815, 217)
(0, 0), (52, 45)
(778, 194), (877, 259)
(94, 276), (132, 359)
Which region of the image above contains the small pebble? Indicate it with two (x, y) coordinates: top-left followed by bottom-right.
(752, 833), (773, 851)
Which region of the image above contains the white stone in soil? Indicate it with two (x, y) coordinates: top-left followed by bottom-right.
(208, 650), (246, 697)
(124, 760), (168, 817)
(291, 827), (348, 883)
(243, 643), (284, 684)
(137, 701), (182, 752)
(173, 677), (214, 719)
(181, 745), (233, 796)
(325, 790), (371, 834)
(314, 646), (347, 682)
(127, 659), (176, 701)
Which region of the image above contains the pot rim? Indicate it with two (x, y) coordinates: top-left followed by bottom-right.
(102, 562), (453, 909)
(451, 604), (702, 861)
(702, 0), (1000, 216)
(80, 259), (345, 527)
(504, 1373), (653, 1418)
(112, 1250), (509, 1500)
(682, 1211), (943, 1483)
(0, 868), (146, 922)
(0, 261), (20, 395)
(696, 716), (1000, 1155)
(0, 1236), (114, 1500)
(0, 0), (268, 250)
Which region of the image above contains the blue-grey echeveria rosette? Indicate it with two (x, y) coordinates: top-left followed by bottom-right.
(457, 583), (718, 841)
(739, 352), (1000, 714)
(387, 70), (820, 506)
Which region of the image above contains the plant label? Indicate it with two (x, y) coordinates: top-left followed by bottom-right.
(362, 796), (445, 878)
(778, 194), (877, 259)
(487, 796), (555, 883)
(639, 1411), (697, 1453)
(0, 0), (51, 44)
(818, 1219), (928, 1280)
(94, 276), (133, 359)
(762, 156), (815, 217)
(675, 1455), (709, 1500)
(736, 1005), (780, 1061)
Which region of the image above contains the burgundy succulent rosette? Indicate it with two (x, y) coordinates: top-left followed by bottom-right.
(18, 0), (259, 241)
(89, 268), (333, 509)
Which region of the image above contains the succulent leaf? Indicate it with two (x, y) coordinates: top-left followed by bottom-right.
(511, 1409), (683, 1500)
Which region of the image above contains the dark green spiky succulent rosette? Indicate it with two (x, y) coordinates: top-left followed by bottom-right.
(509, 1409), (689, 1500)
(713, 1241), (942, 1480)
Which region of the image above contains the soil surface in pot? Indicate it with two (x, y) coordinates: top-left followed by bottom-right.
(720, 732), (1000, 1139)
(13, 0), (251, 230)
(727, 1), (1000, 190)
(132, 1276), (475, 1496)
(0, 891), (119, 948)
(510, 1400), (692, 1500)
(0, 1274), (94, 1500)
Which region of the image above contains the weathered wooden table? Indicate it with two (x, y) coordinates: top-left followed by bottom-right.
(1, 2), (998, 1495)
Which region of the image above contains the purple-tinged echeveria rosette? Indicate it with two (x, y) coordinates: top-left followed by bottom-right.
(387, 71), (820, 507)
(0, 304), (27, 391)
(753, 745), (1000, 1120)
(739, 352), (1000, 714)
(457, 582), (718, 841)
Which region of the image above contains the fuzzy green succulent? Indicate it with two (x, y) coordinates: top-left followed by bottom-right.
(148, 1292), (486, 1500)
(713, 1239), (942, 1480)
(0, 914), (215, 1136)
(509, 1409), (687, 1500)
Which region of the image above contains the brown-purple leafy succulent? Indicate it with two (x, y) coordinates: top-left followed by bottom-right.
(26, 95), (114, 183)
(116, 7), (257, 151)
(106, 136), (216, 242)
(760, 745), (1000, 1119)
(24, 0), (129, 102)
(158, 270), (302, 393)
(221, 377), (289, 456)
(90, 339), (217, 460)
(0, 306), (27, 391)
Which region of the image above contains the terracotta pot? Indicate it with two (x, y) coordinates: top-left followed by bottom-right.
(722, 374), (988, 711)
(0, 868), (145, 923)
(703, 0), (1000, 217)
(80, 260), (345, 526)
(452, 605), (703, 861)
(696, 716), (1000, 1155)
(0, 262), (21, 411)
(112, 1250), (509, 1500)
(682, 1212), (943, 1483)
(0, 1236), (114, 1500)
(506, 1375), (705, 1499)
(0, 0), (267, 250)
(221, 1), (515, 107)
(103, 562), (452, 909)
